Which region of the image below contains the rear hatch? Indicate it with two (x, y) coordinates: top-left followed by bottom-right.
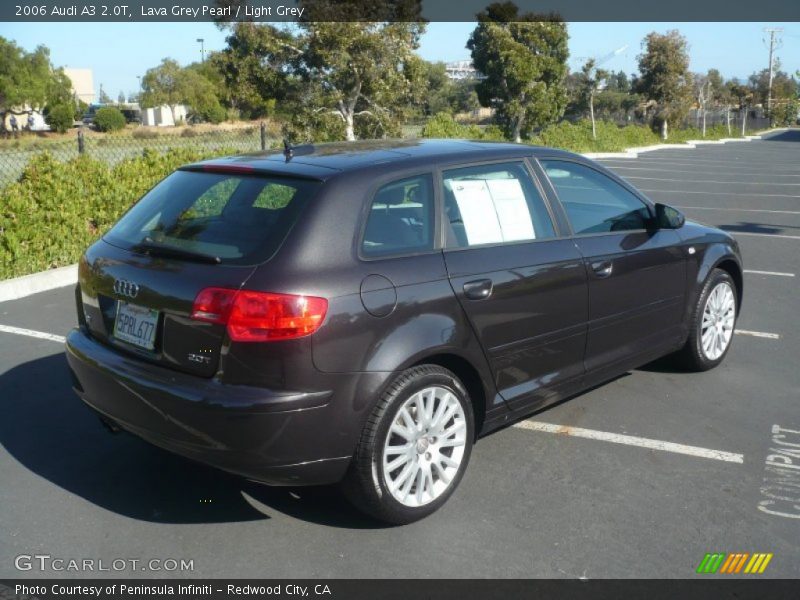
(77, 167), (320, 377)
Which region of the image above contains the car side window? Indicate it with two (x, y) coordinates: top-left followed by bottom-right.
(361, 174), (435, 257)
(442, 162), (556, 248)
(541, 160), (651, 235)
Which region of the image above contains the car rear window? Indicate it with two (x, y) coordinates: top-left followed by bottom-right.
(104, 170), (319, 265)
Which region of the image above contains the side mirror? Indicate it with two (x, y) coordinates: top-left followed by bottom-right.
(654, 203), (685, 229)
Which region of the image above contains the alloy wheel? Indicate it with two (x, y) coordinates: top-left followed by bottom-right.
(700, 281), (735, 361)
(381, 386), (467, 508)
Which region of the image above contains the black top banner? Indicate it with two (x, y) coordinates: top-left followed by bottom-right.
(2, 0), (799, 22)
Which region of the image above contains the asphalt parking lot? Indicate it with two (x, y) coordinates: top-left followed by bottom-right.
(1, 130), (798, 579)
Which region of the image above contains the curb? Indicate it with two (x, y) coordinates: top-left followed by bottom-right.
(0, 264), (78, 303)
(581, 127), (788, 160)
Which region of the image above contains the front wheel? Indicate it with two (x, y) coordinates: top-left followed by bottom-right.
(341, 365), (474, 525)
(677, 268), (738, 371)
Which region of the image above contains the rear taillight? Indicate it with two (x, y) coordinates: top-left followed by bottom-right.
(191, 288), (328, 342)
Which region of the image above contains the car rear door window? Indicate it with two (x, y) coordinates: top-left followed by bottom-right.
(361, 174), (435, 257)
(442, 162), (556, 248)
(541, 160), (651, 234)
(104, 170), (318, 265)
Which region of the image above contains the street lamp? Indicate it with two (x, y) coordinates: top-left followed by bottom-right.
(197, 38), (205, 63)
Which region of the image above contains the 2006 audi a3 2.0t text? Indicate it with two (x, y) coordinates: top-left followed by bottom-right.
(65, 139), (743, 524)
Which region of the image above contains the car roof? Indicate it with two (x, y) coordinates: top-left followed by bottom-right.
(182, 139), (581, 181)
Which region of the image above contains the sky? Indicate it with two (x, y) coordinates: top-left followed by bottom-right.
(0, 21), (798, 101)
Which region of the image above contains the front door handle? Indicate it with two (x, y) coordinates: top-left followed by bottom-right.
(463, 278), (493, 300)
(591, 260), (613, 278)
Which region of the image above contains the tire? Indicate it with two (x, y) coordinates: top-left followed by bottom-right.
(341, 365), (475, 525)
(677, 268), (738, 371)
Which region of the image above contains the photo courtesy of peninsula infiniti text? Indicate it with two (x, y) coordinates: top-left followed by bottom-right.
(65, 139), (743, 524)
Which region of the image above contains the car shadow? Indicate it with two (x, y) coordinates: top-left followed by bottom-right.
(761, 129), (800, 142)
(635, 354), (685, 373)
(0, 352), (385, 529)
(721, 222), (796, 236)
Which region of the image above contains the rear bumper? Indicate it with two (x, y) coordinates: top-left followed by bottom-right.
(65, 327), (355, 485)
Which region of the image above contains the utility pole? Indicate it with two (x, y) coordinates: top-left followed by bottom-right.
(197, 38), (205, 63)
(763, 27), (783, 120)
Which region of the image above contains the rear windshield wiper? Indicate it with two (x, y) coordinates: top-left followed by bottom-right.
(132, 241), (221, 264)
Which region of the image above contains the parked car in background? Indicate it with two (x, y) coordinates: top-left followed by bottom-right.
(119, 107), (142, 124)
(65, 139), (743, 524)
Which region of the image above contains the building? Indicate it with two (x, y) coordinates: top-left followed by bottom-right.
(445, 61), (481, 80)
(141, 105), (188, 127)
(63, 68), (95, 104)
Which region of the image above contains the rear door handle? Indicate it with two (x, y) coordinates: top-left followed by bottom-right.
(591, 260), (613, 278)
(463, 279), (493, 300)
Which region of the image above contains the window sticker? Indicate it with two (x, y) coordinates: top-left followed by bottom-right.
(450, 177), (534, 245)
(485, 178), (535, 242)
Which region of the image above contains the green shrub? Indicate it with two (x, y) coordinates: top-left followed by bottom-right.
(772, 100), (798, 127)
(45, 104), (75, 133)
(0, 147), (228, 279)
(421, 113), (505, 141)
(531, 120), (659, 153)
(93, 107), (126, 132)
(201, 103), (227, 125)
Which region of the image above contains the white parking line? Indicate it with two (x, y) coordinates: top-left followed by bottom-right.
(0, 324), (66, 343)
(600, 158), (799, 170)
(735, 329), (781, 340)
(625, 176), (800, 187)
(726, 231), (800, 241)
(743, 270), (795, 277)
(641, 189), (800, 199)
(513, 420), (744, 463)
(677, 206), (800, 215)
(603, 165), (800, 178)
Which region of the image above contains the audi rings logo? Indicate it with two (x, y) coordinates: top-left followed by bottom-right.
(114, 279), (140, 299)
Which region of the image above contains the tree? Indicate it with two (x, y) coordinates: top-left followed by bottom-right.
(636, 30), (693, 140)
(98, 86), (112, 104)
(0, 38), (72, 127)
(212, 23), (295, 119)
(294, 21), (427, 141)
(707, 68), (733, 135)
(468, 2), (569, 142)
(748, 65), (797, 109)
(140, 58), (226, 124)
(693, 73), (711, 136)
(577, 59), (608, 139)
(450, 79), (481, 114)
(727, 79), (753, 135)
(117, 90), (125, 104)
(422, 61), (454, 117)
(181, 69), (226, 123)
(606, 71), (630, 93)
(140, 59), (184, 122)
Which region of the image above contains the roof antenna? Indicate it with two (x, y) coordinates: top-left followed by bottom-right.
(283, 139), (293, 162)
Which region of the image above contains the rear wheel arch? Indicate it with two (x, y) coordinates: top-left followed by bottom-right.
(410, 353), (487, 439)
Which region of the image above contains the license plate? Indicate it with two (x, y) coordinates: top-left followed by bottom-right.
(113, 301), (159, 350)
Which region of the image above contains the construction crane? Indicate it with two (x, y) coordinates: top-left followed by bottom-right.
(575, 45), (629, 73)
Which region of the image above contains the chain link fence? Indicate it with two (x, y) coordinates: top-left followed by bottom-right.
(0, 112), (781, 191)
(0, 124), (277, 190)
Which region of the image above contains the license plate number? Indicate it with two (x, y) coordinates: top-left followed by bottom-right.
(113, 302), (159, 350)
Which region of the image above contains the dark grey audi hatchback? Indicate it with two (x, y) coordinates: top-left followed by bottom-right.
(65, 139), (742, 524)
